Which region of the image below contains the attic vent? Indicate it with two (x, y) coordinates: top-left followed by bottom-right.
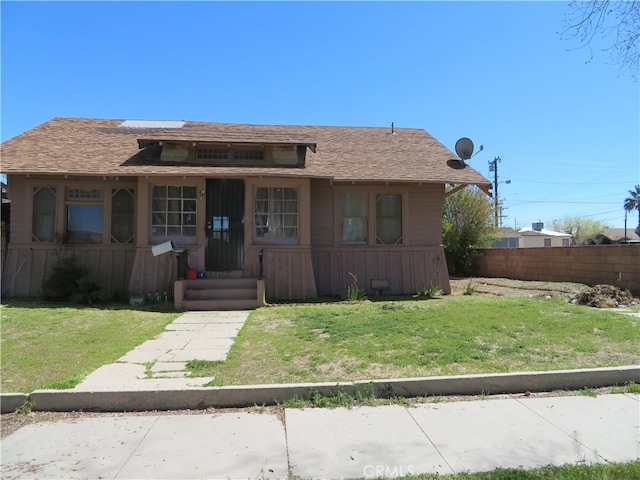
(197, 148), (228, 160)
(234, 149), (264, 161)
(119, 120), (185, 129)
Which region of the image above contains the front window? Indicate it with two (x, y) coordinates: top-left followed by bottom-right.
(111, 189), (135, 243)
(341, 192), (367, 244)
(66, 188), (103, 243)
(544, 238), (552, 247)
(32, 187), (56, 242)
(254, 187), (298, 243)
(152, 185), (197, 242)
(376, 194), (403, 245)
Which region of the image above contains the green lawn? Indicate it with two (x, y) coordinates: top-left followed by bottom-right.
(2, 294), (638, 393)
(394, 461), (640, 480)
(1, 301), (180, 392)
(190, 296), (639, 385)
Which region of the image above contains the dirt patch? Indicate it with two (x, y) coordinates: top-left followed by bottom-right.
(450, 277), (590, 299)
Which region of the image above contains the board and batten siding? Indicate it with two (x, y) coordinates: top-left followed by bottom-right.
(309, 181), (450, 296)
(2, 174), (138, 296)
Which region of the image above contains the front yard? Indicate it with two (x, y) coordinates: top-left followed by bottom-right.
(191, 294), (639, 386)
(1, 279), (638, 393)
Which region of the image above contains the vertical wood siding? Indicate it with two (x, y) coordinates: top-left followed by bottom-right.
(310, 179), (334, 246)
(244, 245), (317, 300)
(311, 246), (450, 296)
(2, 245), (136, 297)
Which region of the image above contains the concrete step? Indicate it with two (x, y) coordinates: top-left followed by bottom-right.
(182, 298), (262, 311)
(186, 288), (257, 301)
(183, 278), (258, 290)
(177, 277), (264, 311)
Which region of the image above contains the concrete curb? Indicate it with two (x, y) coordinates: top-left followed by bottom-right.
(3, 365), (638, 413)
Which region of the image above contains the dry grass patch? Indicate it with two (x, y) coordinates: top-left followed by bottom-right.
(193, 295), (639, 386)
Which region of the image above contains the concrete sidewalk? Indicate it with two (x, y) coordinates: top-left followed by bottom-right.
(73, 311), (250, 391)
(2, 393), (638, 479)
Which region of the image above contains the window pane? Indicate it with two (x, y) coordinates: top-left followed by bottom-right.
(167, 200), (181, 212)
(111, 189), (134, 244)
(341, 192), (367, 243)
(152, 198), (166, 211)
(67, 205), (103, 243)
(152, 184), (198, 242)
(182, 213), (196, 226)
(183, 186), (197, 198)
(376, 194), (402, 245)
(168, 186), (181, 198)
(153, 186), (167, 198)
(253, 187), (298, 243)
(342, 192), (365, 216)
(32, 187), (56, 242)
(341, 218), (367, 243)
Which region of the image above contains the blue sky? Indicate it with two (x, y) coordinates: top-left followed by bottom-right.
(2, 1), (638, 229)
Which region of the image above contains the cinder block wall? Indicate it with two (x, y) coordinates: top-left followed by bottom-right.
(471, 244), (640, 295)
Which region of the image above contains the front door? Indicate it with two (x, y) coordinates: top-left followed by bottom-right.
(205, 179), (245, 271)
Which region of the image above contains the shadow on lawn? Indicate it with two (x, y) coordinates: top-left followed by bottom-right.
(0, 298), (180, 313)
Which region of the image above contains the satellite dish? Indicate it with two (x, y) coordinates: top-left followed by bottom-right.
(455, 137), (474, 161)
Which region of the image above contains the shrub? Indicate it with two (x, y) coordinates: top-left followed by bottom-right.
(42, 254), (89, 300)
(346, 272), (367, 301)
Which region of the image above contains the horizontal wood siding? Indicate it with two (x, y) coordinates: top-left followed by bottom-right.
(311, 246), (450, 297)
(2, 244), (136, 297)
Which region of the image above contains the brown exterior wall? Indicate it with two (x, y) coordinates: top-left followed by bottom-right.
(312, 246), (450, 296)
(2, 244), (136, 296)
(471, 244), (640, 295)
(309, 181), (449, 297)
(3, 174), (451, 301)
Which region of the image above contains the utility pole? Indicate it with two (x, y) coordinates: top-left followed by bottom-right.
(489, 156), (501, 227)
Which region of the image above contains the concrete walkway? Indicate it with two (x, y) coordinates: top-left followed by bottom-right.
(73, 311), (250, 391)
(2, 393), (638, 479)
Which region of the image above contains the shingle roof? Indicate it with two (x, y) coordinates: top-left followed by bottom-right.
(0, 117), (491, 188)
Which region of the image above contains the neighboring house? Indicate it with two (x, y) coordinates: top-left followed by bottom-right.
(0, 117), (491, 309)
(602, 228), (640, 243)
(491, 227), (521, 248)
(518, 224), (572, 248)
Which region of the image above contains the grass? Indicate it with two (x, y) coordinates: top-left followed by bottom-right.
(3, 292), (639, 392)
(1, 301), (180, 392)
(192, 295), (639, 386)
(387, 461), (640, 479)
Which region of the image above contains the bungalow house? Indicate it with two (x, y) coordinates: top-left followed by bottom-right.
(518, 223), (572, 248)
(0, 117), (491, 309)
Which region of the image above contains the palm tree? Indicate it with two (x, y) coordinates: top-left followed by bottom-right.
(623, 185), (640, 238)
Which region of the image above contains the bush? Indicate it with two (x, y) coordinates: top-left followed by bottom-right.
(69, 276), (103, 304)
(443, 186), (495, 275)
(41, 254), (126, 304)
(42, 254), (89, 300)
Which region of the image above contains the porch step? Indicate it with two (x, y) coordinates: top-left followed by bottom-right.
(180, 278), (263, 311)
